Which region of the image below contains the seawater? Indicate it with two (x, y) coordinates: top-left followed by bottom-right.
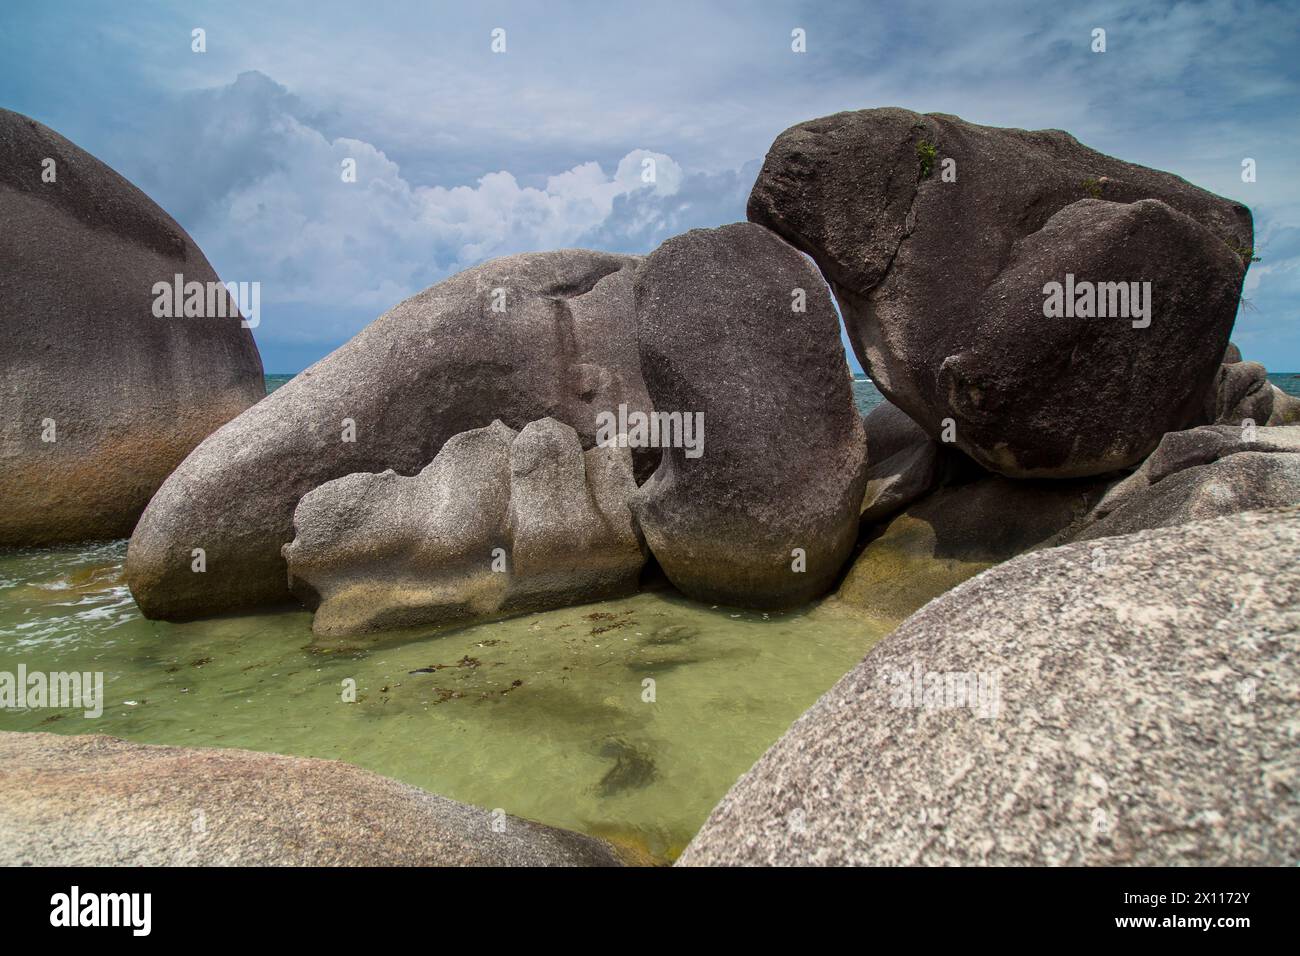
(0, 540), (887, 862)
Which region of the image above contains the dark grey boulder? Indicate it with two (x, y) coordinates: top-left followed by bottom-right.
(0, 109), (264, 545)
(127, 250), (649, 620)
(859, 401), (938, 524)
(863, 399), (930, 465)
(283, 419), (644, 635)
(749, 108), (1251, 478)
(860, 442), (938, 525)
(0, 732), (638, 866)
(629, 223), (867, 608)
(679, 508), (1300, 866)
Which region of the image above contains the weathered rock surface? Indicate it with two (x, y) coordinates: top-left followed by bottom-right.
(284, 418), (644, 635)
(1146, 423), (1300, 483)
(837, 474), (1104, 626)
(749, 108), (1252, 478)
(0, 109), (264, 545)
(629, 223), (867, 608)
(680, 508), (1300, 866)
(860, 442), (938, 525)
(127, 250), (649, 620)
(1267, 385), (1300, 425)
(0, 732), (636, 866)
(863, 399), (930, 465)
(1051, 424), (1300, 542)
(859, 400), (939, 523)
(1073, 452), (1300, 542)
(1207, 344), (1299, 425)
(1207, 360), (1273, 425)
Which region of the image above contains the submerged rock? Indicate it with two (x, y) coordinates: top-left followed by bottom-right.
(680, 507), (1300, 866)
(127, 250), (649, 620)
(749, 108), (1251, 479)
(0, 109), (264, 546)
(837, 474), (1105, 626)
(283, 418), (644, 635)
(630, 222), (867, 608)
(0, 732), (637, 866)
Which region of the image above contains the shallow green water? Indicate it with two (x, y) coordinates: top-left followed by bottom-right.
(0, 540), (885, 861)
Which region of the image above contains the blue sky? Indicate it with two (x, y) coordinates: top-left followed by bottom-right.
(3, 0), (1297, 371)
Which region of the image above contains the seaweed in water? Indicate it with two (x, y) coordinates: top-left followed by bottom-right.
(596, 738), (659, 796)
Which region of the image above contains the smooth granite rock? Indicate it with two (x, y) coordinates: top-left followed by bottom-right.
(127, 250), (649, 620)
(0, 109), (264, 545)
(0, 732), (639, 866)
(1207, 360), (1273, 425)
(680, 508), (1300, 866)
(860, 401), (939, 523)
(629, 223), (867, 608)
(1050, 424), (1300, 543)
(1267, 385), (1300, 425)
(749, 108), (1251, 478)
(1072, 452), (1300, 542)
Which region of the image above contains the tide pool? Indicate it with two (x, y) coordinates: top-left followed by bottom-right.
(0, 540), (886, 862)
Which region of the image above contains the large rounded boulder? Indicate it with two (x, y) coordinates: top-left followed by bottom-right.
(680, 507), (1300, 865)
(127, 250), (649, 619)
(629, 223), (867, 608)
(0, 109), (264, 545)
(748, 108), (1253, 478)
(0, 732), (636, 866)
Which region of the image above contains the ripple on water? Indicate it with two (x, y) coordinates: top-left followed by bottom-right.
(0, 539), (888, 862)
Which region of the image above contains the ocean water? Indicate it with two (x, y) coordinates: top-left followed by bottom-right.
(0, 540), (886, 862)
(850, 373), (1300, 417)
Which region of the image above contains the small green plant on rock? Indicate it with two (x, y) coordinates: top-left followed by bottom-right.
(1082, 177), (1103, 199)
(1226, 240), (1261, 263)
(916, 140), (938, 178)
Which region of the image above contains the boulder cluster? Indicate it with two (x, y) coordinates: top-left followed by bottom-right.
(3, 106), (1296, 866)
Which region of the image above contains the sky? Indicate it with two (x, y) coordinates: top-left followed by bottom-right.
(2, 0), (1298, 372)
